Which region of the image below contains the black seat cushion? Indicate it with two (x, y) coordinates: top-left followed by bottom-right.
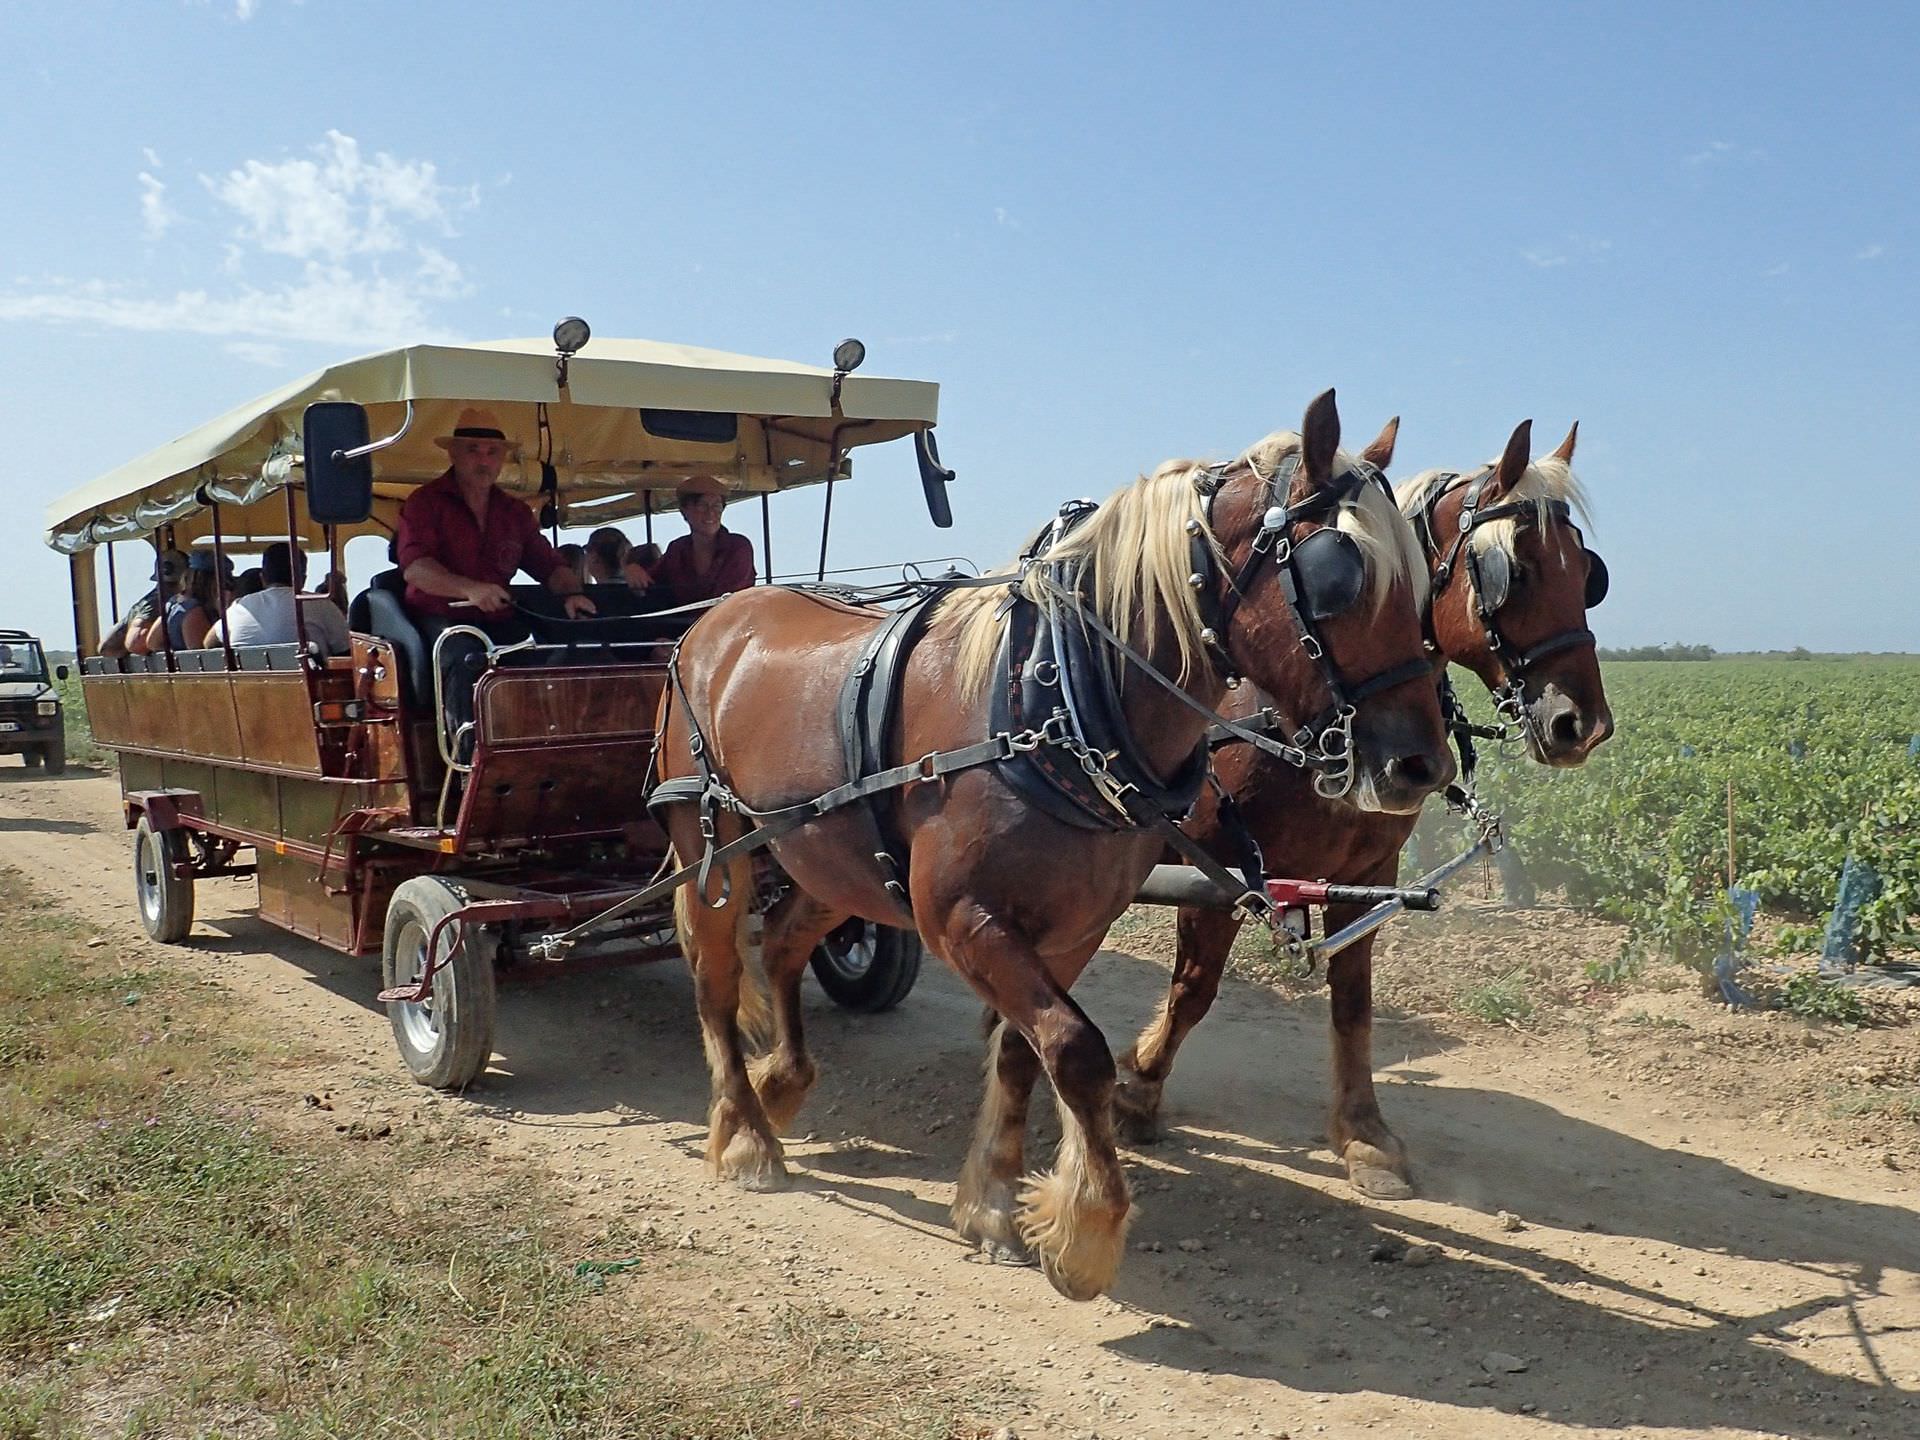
(351, 569), (432, 710)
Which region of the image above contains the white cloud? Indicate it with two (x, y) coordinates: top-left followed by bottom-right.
(1523, 234), (1610, 270)
(234, 0), (259, 19)
(994, 206), (1021, 230)
(1763, 261), (1790, 277)
(1856, 243), (1887, 261)
(206, 130), (457, 263)
(138, 173), (178, 240)
(1687, 139), (1736, 166)
(225, 339), (286, 366)
(0, 131), (474, 350)
(141, 146), (163, 169)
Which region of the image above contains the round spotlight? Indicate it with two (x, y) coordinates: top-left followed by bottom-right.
(832, 337), (866, 373)
(553, 316), (592, 355)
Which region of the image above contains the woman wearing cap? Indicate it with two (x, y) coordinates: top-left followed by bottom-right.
(112, 548), (188, 657)
(626, 477), (756, 606)
(142, 551), (229, 651)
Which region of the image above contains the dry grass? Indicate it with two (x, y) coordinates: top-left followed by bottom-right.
(0, 870), (1004, 1438)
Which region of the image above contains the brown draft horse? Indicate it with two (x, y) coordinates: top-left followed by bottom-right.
(655, 391), (1453, 1299)
(1114, 418), (1615, 1198)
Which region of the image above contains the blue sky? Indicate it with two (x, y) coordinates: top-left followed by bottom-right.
(1, 1), (1914, 650)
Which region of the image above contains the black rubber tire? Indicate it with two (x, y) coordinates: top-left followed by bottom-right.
(20, 749), (40, 769)
(132, 814), (194, 944)
(809, 920), (923, 1013)
(381, 876), (498, 1090)
(41, 735), (64, 774)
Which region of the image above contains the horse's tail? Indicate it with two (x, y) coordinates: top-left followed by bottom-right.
(672, 861), (771, 1048)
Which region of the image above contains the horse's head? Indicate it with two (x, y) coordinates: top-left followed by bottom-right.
(1204, 390), (1453, 814)
(1407, 420), (1613, 767)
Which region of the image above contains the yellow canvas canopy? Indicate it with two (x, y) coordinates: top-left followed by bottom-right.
(45, 336), (940, 554)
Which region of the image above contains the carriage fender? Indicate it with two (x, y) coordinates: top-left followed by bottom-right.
(125, 789), (205, 832)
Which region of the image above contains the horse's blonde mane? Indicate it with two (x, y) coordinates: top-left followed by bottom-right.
(940, 431), (1429, 698)
(1395, 456), (1593, 563)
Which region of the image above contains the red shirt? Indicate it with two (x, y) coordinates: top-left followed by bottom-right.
(652, 527), (757, 604)
(396, 470), (559, 618)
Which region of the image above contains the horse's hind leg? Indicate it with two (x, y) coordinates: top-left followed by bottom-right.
(748, 887), (842, 1134)
(1115, 904), (1240, 1142)
(670, 816), (787, 1191)
(952, 1019), (1042, 1263)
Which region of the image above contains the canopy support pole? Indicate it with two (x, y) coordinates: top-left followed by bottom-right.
(106, 542), (120, 620)
(69, 550), (98, 659)
(210, 502), (236, 672)
(760, 494), (772, 583)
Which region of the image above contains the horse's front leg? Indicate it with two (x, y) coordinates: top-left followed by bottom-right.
(938, 918), (1131, 1300)
(952, 1018), (1042, 1264)
(1326, 923), (1413, 1199)
(1115, 903), (1241, 1143)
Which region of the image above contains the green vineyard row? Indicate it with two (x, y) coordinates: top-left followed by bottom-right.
(1420, 658), (1920, 962)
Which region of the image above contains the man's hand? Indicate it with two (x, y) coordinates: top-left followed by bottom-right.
(622, 560), (653, 591)
(562, 593), (598, 620)
(463, 581), (512, 613)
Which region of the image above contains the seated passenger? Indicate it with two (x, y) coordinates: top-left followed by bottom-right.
(626, 477), (755, 605)
(143, 550), (230, 652)
(104, 548), (186, 658)
(583, 526), (631, 584)
(208, 542), (351, 654)
(395, 408), (594, 751)
(555, 542), (588, 585)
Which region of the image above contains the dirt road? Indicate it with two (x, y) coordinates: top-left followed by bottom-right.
(3, 767), (1915, 1439)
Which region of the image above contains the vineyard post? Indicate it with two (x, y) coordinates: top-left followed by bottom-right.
(1726, 778), (1736, 889)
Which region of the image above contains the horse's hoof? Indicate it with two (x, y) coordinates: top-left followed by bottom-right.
(1040, 1252), (1109, 1302)
(1340, 1139), (1414, 1200)
(718, 1132), (789, 1192)
(979, 1239), (1036, 1268)
(1112, 1080), (1165, 1145)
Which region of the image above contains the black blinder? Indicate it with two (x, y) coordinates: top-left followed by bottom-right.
(1472, 544), (1512, 614)
(1292, 527), (1368, 621)
(1583, 548), (1610, 608)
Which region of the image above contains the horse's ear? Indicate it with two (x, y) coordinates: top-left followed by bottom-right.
(1298, 388), (1341, 490)
(1549, 420), (1578, 464)
(1360, 415), (1400, 469)
(1488, 419), (1533, 498)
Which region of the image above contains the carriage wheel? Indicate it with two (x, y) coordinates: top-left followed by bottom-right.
(132, 814), (195, 943)
(382, 876), (498, 1090)
(809, 920), (923, 1013)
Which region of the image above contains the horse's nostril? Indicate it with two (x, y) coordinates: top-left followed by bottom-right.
(1549, 709), (1582, 750)
(1397, 752), (1437, 790)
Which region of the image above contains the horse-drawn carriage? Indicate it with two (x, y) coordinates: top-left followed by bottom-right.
(46, 326), (956, 1086)
(51, 325), (1612, 1302)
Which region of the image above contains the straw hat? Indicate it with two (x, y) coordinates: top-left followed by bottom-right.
(675, 474), (728, 502)
(434, 407), (515, 451)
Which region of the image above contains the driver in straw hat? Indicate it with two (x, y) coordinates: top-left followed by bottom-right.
(396, 407), (595, 755)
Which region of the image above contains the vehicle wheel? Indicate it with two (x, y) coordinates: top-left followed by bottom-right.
(132, 814), (194, 943)
(381, 876), (498, 1090)
(41, 736), (64, 774)
(809, 920), (923, 1013)
(20, 748), (40, 768)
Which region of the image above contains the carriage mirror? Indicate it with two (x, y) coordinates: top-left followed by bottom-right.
(302, 402), (376, 525)
(915, 427), (955, 530)
(55, 665), (69, 682)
